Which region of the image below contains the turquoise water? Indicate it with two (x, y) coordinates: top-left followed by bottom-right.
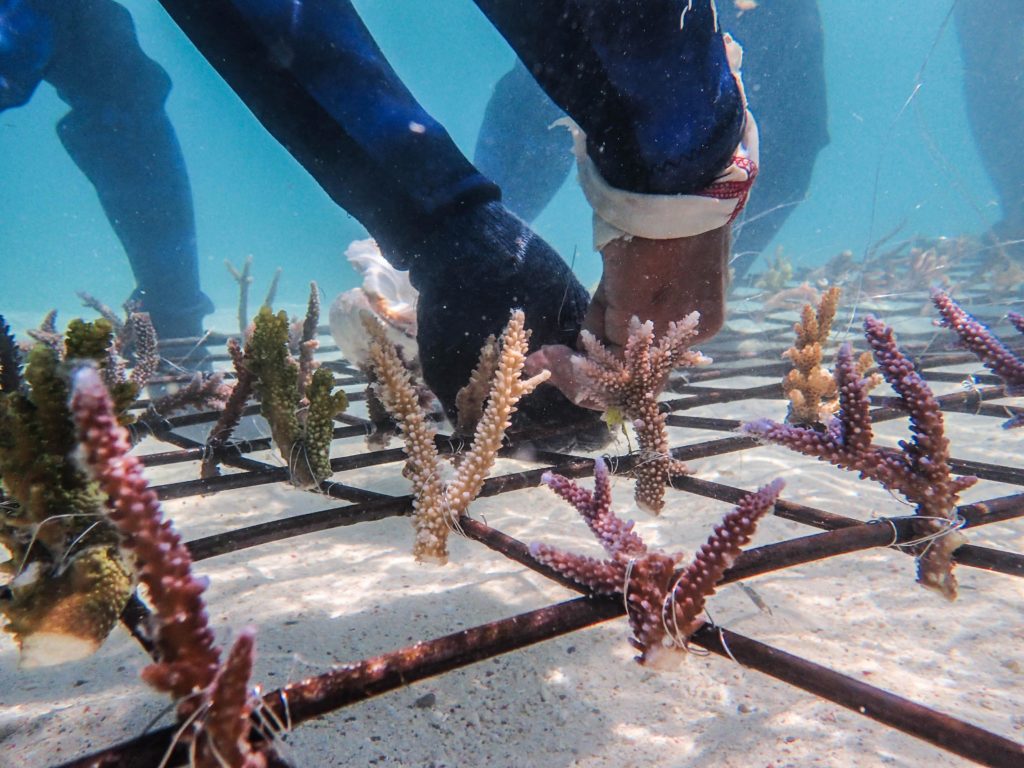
(0, 1), (996, 324)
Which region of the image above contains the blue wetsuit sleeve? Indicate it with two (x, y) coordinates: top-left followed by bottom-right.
(0, 0), (53, 110)
(471, 0), (745, 196)
(155, 0), (499, 261)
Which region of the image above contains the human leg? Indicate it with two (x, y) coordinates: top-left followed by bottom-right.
(725, 0), (828, 279)
(955, 0), (1024, 256)
(473, 60), (573, 223)
(44, 0), (212, 340)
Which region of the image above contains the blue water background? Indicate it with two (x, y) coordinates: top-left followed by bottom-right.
(0, 1), (997, 328)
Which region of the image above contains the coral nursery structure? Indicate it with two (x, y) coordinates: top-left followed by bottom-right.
(744, 316), (977, 599)
(531, 460), (783, 664)
(932, 291), (1024, 428)
(576, 313), (709, 514)
(3, 264), (1023, 767)
(366, 309), (549, 563)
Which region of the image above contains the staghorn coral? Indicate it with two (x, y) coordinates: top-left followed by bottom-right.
(241, 288), (348, 488)
(743, 316), (977, 599)
(70, 366), (269, 767)
(759, 281), (820, 315)
(147, 371), (230, 420)
(576, 314), (709, 515)
(782, 287), (879, 425)
(1, 316), (21, 393)
(202, 339), (256, 479)
(782, 286), (841, 424)
(367, 309), (549, 564)
(454, 333), (498, 435)
(932, 291), (1024, 429)
(530, 460), (782, 664)
(0, 313), (217, 664)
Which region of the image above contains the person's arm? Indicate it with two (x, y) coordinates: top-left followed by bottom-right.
(0, 0), (55, 111)
(472, 1), (753, 397)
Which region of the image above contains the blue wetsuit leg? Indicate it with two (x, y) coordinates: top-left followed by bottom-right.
(472, 0), (745, 196)
(725, 0), (828, 280)
(38, 0), (213, 339)
(474, 60), (573, 223)
(955, 0), (1024, 252)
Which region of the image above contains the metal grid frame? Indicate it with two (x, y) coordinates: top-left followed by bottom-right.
(53, 291), (1024, 768)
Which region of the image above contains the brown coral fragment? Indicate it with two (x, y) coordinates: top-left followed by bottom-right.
(577, 314), (709, 514)
(454, 333), (498, 435)
(367, 309), (549, 563)
(783, 287), (879, 425)
(745, 317), (976, 599)
(783, 286), (840, 424)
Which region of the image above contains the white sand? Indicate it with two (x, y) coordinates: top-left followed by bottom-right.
(2, 306), (1023, 768)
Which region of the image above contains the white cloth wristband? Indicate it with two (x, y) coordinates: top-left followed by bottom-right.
(559, 33), (759, 250)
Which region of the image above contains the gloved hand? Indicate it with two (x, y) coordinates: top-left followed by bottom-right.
(386, 200), (608, 445)
(0, 0), (53, 111)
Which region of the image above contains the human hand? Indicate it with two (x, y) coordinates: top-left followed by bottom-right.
(525, 225), (730, 406)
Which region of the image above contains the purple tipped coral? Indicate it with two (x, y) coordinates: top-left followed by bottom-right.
(743, 317), (977, 599)
(932, 291), (1024, 428)
(71, 366), (269, 766)
(531, 460), (781, 664)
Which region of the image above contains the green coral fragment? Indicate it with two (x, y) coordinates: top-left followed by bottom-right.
(248, 307), (301, 459)
(241, 289), (348, 488)
(302, 366), (349, 484)
(0, 314), (136, 666)
(3, 544), (133, 668)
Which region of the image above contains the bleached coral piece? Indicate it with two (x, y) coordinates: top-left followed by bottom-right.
(330, 239), (419, 369)
(576, 314), (709, 514)
(367, 309), (549, 563)
(531, 461), (782, 663)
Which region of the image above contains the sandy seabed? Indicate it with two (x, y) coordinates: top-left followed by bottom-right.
(1, 296), (1022, 768)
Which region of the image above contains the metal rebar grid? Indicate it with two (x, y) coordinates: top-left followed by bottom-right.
(41, 293), (1024, 768)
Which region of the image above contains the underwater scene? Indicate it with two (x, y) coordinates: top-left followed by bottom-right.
(1, 1), (1022, 766)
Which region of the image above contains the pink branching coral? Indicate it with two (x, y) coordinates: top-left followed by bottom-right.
(530, 460), (782, 664)
(743, 316), (977, 600)
(71, 366), (269, 766)
(932, 291), (1024, 429)
(576, 314), (709, 515)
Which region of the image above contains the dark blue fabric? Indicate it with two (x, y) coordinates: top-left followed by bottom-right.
(956, 0), (1024, 248)
(0, 0), (53, 110)
(1, 0), (212, 338)
(472, 0), (745, 195)
(473, 60), (573, 223)
(723, 0), (829, 279)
